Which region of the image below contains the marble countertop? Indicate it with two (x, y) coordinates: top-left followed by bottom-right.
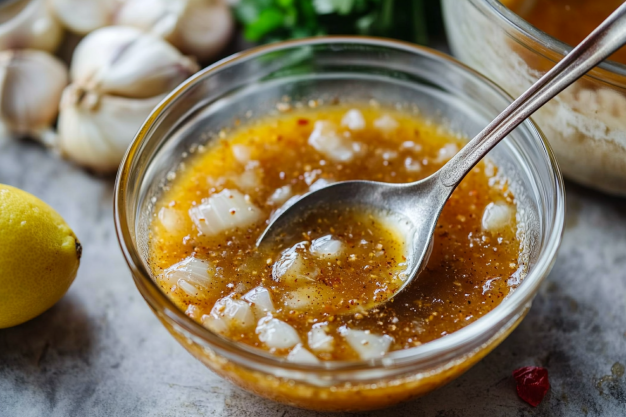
(1, 131), (626, 416)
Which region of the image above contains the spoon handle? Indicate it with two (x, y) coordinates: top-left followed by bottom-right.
(439, 2), (626, 188)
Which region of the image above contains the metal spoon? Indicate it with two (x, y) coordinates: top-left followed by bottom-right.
(258, 3), (626, 301)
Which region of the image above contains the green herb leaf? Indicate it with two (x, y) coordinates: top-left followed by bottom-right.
(234, 0), (437, 45)
(244, 7), (286, 41)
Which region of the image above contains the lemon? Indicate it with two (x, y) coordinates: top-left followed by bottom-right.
(0, 184), (81, 328)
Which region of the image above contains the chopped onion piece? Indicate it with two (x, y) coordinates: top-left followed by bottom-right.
(237, 170), (261, 192)
(309, 178), (333, 192)
(435, 143), (459, 163)
(186, 304), (201, 320)
(341, 109), (365, 131)
(177, 279), (202, 297)
(283, 285), (332, 311)
(256, 317), (301, 349)
(232, 282), (248, 294)
(189, 189), (262, 236)
(231, 144), (252, 164)
(242, 286), (275, 318)
(273, 242), (319, 286)
(201, 314), (228, 334)
(401, 140), (422, 151)
(287, 344), (320, 364)
(482, 202), (514, 233)
(160, 257), (214, 290)
(308, 322), (334, 352)
(282, 195), (301, 208)
(206, 296), (256, 333)
(404, 157), (422, 172)
(303, 170), (319, 186)
(158, 207), (184, 234)
(374, 114), (399, 132)
(267, 185), (293, 206)
(339, 326), (393, 360)
(310, 235), (343, 259)
(269, 195), (301, 222)
(308, 121), (357, 162)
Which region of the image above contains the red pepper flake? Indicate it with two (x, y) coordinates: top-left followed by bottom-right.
(297, 118), (309, 125)
(513, 366), (550, 407)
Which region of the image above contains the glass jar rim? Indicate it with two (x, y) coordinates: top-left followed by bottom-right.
(472, 0), (626, 78)
(114, 36), (565, 374)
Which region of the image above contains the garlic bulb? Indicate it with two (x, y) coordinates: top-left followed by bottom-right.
(0, 0), (64, 53)
(49, 0), (122, 35)
(0, 49), (68, 141)
(57, 26), (199, 173)
(69, 26), (199, 98)
(57, 87), (163, 172)
(116, 0), (234, 61)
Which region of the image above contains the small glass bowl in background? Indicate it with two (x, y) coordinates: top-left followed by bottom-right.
(443, 0), (626, 196)
(114, 37), (564, 411)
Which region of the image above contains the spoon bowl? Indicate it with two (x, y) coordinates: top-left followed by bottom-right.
(258, 175), (447, 302)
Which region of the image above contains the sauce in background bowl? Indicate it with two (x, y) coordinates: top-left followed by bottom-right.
(444, 0), (626, 196)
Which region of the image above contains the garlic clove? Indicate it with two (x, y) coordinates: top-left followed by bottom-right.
(168, 0), (233, 62)
(49, 0), (121, 35)
(0, 0), (64, 53)
(70, 26), (199, 99)
(0, 49), (68, 138)
(115, 0), (185, 39)
(58, 26), (201, 173)
(57, 85), (164, 173)
(116, 0), (234, 62)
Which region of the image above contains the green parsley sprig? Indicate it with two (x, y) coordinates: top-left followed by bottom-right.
(235, 0), (436, 45)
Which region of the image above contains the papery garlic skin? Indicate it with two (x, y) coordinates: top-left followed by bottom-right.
(115, 0), (185, 36)
(70, 26), (199, 98)
(57, 26), (199, 173)
(49, 0), (122, 35)
(0, 49), (67, 139)
(57, 86), (164, 173)
(0, 0), (64, 53)
(116, 0), (234, 62)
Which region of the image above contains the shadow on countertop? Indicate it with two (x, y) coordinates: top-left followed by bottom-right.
(0, 295), (96, 413)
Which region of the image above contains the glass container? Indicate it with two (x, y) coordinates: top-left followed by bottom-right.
(114, 37), (564, 411)
(443, 0), (626, 196)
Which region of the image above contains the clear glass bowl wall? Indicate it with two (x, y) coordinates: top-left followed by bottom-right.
(115, 38), (564, 411)
(443, 0), (626, 196)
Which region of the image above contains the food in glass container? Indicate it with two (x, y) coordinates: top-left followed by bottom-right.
(148, 104), (525, 362)
(443, 0), (626, 196)
(116, 38), (565, 412)
(505, 0), (626, 63)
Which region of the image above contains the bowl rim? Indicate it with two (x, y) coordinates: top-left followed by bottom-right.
(114, 36), (565, 374)
(473, 0), (626, 78)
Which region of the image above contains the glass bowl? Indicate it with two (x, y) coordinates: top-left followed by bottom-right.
(443, 0), (626, 196)
(114, 37), (564, 412)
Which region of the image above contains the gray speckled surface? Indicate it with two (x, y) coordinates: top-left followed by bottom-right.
(1, 133), (626, 416)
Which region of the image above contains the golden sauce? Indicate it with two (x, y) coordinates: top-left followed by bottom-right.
(505, 0), (626, 64)
(149, 105), (523, 361)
